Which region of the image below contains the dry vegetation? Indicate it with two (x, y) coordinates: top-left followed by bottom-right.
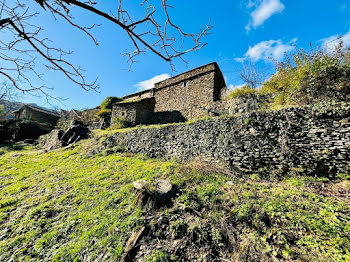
(228, 44), (350, 110)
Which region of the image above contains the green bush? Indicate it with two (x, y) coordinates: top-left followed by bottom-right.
(0, 120), (18, 143)
(0, 105), (5, 119)
(227, 85), (257, 99)
(96, 108), (111, 119)
(100, 97), (122, 110)
(108, 117), (127, 130)
(299, 45), (350, 101)
(260, 42), (350, 109)
(260, 68), (302, 109)
(146, 250), (177, 262)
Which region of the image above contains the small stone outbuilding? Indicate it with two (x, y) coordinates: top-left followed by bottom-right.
(112, 97), (155, 126)
(13, 104), (60, 126)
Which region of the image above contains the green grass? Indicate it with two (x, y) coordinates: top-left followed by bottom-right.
(0, 144), (349, 261)
(174, 169), (350, 261)
(92, 117), (208, 138)
(0, 143), (176, 261)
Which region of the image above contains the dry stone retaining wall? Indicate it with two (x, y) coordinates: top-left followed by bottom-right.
(102, 103), (350, 176)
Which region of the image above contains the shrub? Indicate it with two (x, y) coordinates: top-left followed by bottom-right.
(146, 250), (176, 262)
(100, 97), (122, 110)
(260, 42), (350, 109)
(0, 105), (5, 120)
(260, 68), (301, 109)
(227, 85), (257, 99)
(96, 108), (111, 119)
(298, 44), (350, 102)
(0, 120), (16, 143)
(109, 117), (127, 129)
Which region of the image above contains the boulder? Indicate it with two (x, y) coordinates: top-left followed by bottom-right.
(60, 124), (89, 146)
(38, 129), (65, 150)
(133, 180), (148, 190)
(38, 124), (89, 150)
(155, 179), (174, 205)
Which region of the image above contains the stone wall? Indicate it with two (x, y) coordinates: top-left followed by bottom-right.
(153, 62), (226, 120)
(102, 103), (350, 176)
(58, 108), (102, 130)
(154, 71), (215, 119)
(119, 62), (227, 122)
(16, 107), (59, 126)
(122, 89), (153, 101)
(112, 98), (155, 126)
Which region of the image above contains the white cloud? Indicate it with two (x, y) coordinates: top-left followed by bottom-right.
(321, 31), (350, 51)
(246, 0), (285, 31)
(134, 74), (170, 91)
(228, 84), (246, 90)
(236, 38), (296, 62)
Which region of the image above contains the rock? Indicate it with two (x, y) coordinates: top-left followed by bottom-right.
(23, 139), (36, 145)
(133, 180), (148, 190)
(134, 180), (151, 207)
(38, 124), (89, 150)
(60, 124), (89, 146)
(121, 226), (146, 262)
(226, 181), (234, 186)
(38, 129), (65, 150)
(155, 179), (174, 205)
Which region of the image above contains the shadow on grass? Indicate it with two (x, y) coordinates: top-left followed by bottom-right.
(0, 144), (25, 152)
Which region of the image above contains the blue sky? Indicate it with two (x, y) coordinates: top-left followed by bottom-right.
(8, 0), (350, 109)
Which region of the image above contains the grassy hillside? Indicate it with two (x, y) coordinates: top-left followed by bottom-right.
(0, 142), (349, 261)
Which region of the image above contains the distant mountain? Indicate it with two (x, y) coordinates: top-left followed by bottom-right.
(0, 100), (61, 120)
(0, 99), (23, 119)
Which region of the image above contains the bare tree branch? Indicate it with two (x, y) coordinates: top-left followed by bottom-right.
(0, 0), (211, 98)
(44, 0), (212, 68)
(0, 81), (23, 118)
(239, 61), (264, 89)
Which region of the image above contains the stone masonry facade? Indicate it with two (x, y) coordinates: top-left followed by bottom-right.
(112, 62), (227, 125)
(111, 98), (155, 126)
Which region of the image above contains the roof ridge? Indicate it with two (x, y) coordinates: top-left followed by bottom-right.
(122, 62), (218, 99)
(22, 104), (60, 116)
(154, 62), (217, 86)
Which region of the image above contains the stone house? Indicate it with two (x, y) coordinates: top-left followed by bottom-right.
(112, 62), (227, 125)
(60, 109), (82, 120)
(13, 104), (60, 126)
(112, 98), (155, 126)
(58, 107), (102, 130)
